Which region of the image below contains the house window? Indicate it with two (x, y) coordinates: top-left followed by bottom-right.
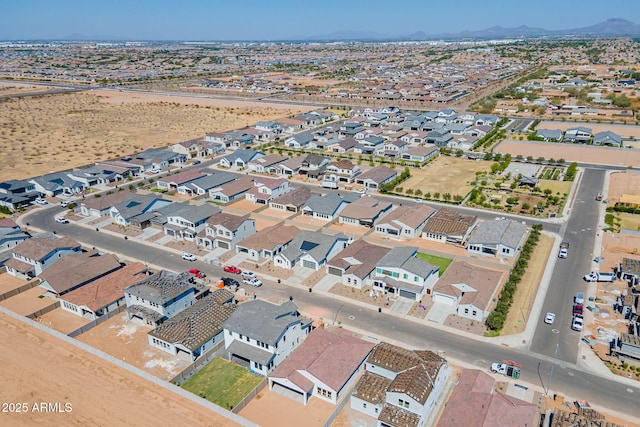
(464, 308), (469, 314)
(398, 399), (409, 408)
(317, 387), (332, 399)
(403, 273), (408, 280)
(363, 403), (367, 408)
(473, 310), (477, 316)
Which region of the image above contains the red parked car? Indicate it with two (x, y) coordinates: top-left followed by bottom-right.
(223, 265), (241, 274)
(188, 269), (206, 279)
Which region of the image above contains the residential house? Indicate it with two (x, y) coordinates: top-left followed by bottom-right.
(375, 205), (436, 239)
(351, 342), (450, 427)
(338, 197), (393, 228)
(422, 208), (477, 245)
(594, 130), (623, 147)
(29, 172), (86, 198)
(67, 166), (116, 187)
(437, 369), (538, 427)
(0, 218), (30, 254)
(301, 193), (358, 221)
(444, 123), (469, 135)
(619, 258), (640, 285)
(79, 190), (136, 218)
(464, 125), (492, 138)
(467, 219), (527, 258)
(536, 129), (563, 142)
(475, 114), (499, 126)
(325, 160), (360, 184)
(355, 166), (397, 190)
(255, 121), (281, 134)
(327, 138), (358, 154)
(274, 230), (348, 270)
(248, 154), (288, 174)
(285, 131), (314, 149)
(246, 177), (292, 204)
(38, 251), (123, 297)
(224, 131), (256, 149)
(208, 176), (255, 203)
(354, 136), (385, 155)
(156, 170), (207, 192)
(300, 154), (330, 178)
(120, 148), (185, 173)
(431, 261), (504, 322)
(163, 203), (221, 242)
(269, 187), (312, 214)
(124, 270), (206, 327)
(171, 138), (205, 159)
(59, 262), (147, 320)
(340, 121), (364, 137)
(326, 240), (391, 289)
(109, 194), (172, 229)
(181, 171), (237, 196)
(235, 224), (299, 261)
(563, 126), (592, 143)
(0, 179), (39, 210)
(197, 212), (255, 250)
(148, 289), (236, 361)
(426, 129), (453, 147)
(222, 300), (312, 376)
(355, 127), (384, 140)
(218, 149), (264, 169)
(400, 131), (429, 144)
(448, 135), (478, 151)
(276, 117), (305, 134)
(275, 156), (305, 177)
(312, 129), (339, 148)
(268, 328), (374, 405)
(401, 146), (438, 163)
(4, 235), (82, 279)
(376, 140), (408, 159)
(373, 247), (439, 301)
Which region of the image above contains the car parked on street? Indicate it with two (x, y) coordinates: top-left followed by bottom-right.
(35, 198), (48, 205)
(54, 217), (69, 224)
(182, 252), (197, 261)
(243, 278), (262, 287)
(188, 269), (206, 279)
(544, 312), (556, 324)
(221, 277), (239, 288)
(223, 265), (241, 274)
(241, 271), (256, 280)
(571, 316), (584, 331)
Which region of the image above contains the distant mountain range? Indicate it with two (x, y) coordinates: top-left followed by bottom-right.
(307, 18), (640, 41)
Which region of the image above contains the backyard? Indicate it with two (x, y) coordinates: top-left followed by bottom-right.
(181, 357), (263, 410)
(416, 252), (453, 276)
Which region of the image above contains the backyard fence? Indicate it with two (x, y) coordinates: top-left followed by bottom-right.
(231, 378), (268, 414)
(170, 340), (226, 386)
(27, 301), (60, 319)
(67, 304), (127, 338)
(0, 280), (39, 301)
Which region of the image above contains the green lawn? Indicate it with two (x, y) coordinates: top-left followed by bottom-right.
(416, 252), (453, 276)
(180, 357), (263, 409)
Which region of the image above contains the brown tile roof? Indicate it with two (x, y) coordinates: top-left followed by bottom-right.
(269, 328), (374, 392)
(270, 187), (311, 208)
(405, 145), (438, 156)
(422, 208), (476, 236)
(237, 224), (299, 252)
(81, 190), (136, 211)
(0, 218), (18, 228)
(12, 236), (81, 261)
(434, 261), (504, 311)
(205, 212), (250, 232)
(352, 371), (391, 404)
(357, 165), (397, 184)
(438, 369), (539, 427)
(158, 170), (207, 185)
(326, 240), (390, 279)
(328, 159), (356, 170)
(378, 205), (435, 230)
(339, 197), (392, 221)
(378, 404), (421, 427)
(61, 262), (147, 311)
(39, 251), (122, 294)
(217, 176), (254, 196)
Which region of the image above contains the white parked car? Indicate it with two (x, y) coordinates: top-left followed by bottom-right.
(35, 198), (48, 205)
(544, 312), (555, 324)
(241, 271), (256, 280)
(60, 201), (69, 208)
(243, 278), (262, 287)
(181, 252), (196, 261)
(54, 217), (69, 224)
(571, 316), (584, 331)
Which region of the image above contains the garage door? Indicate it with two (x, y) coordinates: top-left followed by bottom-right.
(217, 241), (229, 249)
(238, 247), (248, 253)
(433, 293), (456, 305)
(399, 289), (416, 300)
(302, 260), (316, 269)
(327, 267), (342, 276)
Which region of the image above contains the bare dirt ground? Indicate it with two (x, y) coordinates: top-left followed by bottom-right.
(332, 404), (377, 427)
(496, 140), (640, 168)
(76, 313), (190, 380)
(501, 234), (553, 335)
(0, 272), (33, 295)
(538, 120), (640, 139)
(0, 80), (58, 96)
(0, 312), (240, 427)
(0, 286), (55, 317)
(400, 156), (490, 199)
(239, 387), (335, 427)
(607, 171), (640, 205)
(36, 307), (91, 335)
(0, 91), (308, 181)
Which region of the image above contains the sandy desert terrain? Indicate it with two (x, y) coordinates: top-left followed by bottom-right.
(0, 312), (241, 427)
(0, 90), (308, 181)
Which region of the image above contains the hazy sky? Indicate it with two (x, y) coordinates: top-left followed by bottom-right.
(2, 0), (639, 41)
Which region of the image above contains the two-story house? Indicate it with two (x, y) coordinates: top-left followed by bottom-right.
(4, 235), (82, 279)
(325, 160), (360, 184)
(245, 177), (292, 204)
(109, 194), (172, 229)
(373, 246), (439, 301)
(0, 179), (39, 210)
(222, 300), (312, 376)
(197, 211), (256, 250)
(163, 204), (221, 242)
(235, 224), (299, 261)
(326, 240), (391, 289)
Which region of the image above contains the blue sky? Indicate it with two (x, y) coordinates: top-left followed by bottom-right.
(2, 0), (639, 41)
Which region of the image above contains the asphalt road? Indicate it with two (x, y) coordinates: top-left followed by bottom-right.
(529, 168), (606, 363)
(23, 201), (640, 418)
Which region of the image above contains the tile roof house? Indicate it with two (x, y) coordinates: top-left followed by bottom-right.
(325, 160), (361, 184)
(268, 328), (374, 405)
(148, 289), (236, 361)
(300, 154), (331, 178)
(373, 247), (439, 301)
(422, 208), (477, 245)
(156, 170), (208, 192)
(355, 166), (398, 190)
(274, 230), (349, 271)
(124, 270), (206, 327)
(437, 369), (538, 427)
(338, 197), (393, 228)
(401, 146), (439, 163)
(285, 131), (314, 149)
(218, 149), (264, 169)
(38, 251), (123, 297)
(275, 155), (306, 177)
(248, 153), (289, 173)
(29, 172), (86, 198)
(196, 211), (255, 251)
(0, 220), (30, 261)
(4, 235), (82, 279)
(536, 129), (563, 142)
(79, 190), (137, 218)
(375, 205), (436, 239)
(269, 186), (312, 213)
(467, 219), (527, 258)
(328, 138), (359, 154)
(326, 240), (391, 289)
(245, 177), (292, 204)
(432, 261), (505, 322)
(222, 300), (312, 376)
(163, 203), (221, 242)
(301, 192), (359, 221)
(208, 175), (255, 203)
(563, 126), (592, 143)
(109, 194), (172, 229)
(59, 262), (147, 321)
(0, 179), (39, 210)
(235, 224), (299, 261)
(180, 171), (237, 196)
(594, 130), (623, 147)
(170, 138), (205, 159)
(351, 342), (450, 427)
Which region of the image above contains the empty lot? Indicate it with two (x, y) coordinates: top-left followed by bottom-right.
(401, 156), (490, 198)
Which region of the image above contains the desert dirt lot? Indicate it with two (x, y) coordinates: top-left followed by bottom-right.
(401, 156), (490, 198)
(0, 312), (240, 427)
(496, 140), (640, 167)
(0, 90), (308, 181)
(538, 121), (640, 139)
(607, 170), (640, 205)
(240, 388), (335, 427)
(0, 80), (58, 96)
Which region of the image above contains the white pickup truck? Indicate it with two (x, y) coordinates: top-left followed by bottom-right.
(583, 272), (617, 282)
(491, 360), (521, 379)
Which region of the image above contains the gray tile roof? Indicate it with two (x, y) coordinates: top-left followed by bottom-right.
(124, 270), (195, 305)
(303, 193), (347, 216)
(468, 219), (527, 249)
(188, 171), (237, 191)
(222, 300), (308, 345)
(281, 230), (348, 264)
(378, 247), (438, 278)
(111, 194), (168, 221)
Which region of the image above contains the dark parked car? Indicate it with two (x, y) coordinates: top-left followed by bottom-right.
(221, 277), (239, 287)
